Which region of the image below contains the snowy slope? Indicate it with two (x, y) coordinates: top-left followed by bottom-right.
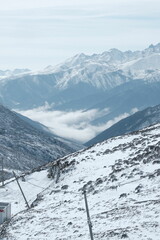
(1, 123), (160, 239)
(0, 104), (82, 175)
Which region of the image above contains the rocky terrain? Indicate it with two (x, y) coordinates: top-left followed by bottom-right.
(1, 123), (160, 239)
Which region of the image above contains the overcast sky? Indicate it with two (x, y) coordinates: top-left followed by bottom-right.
(1, 0), (160, 70)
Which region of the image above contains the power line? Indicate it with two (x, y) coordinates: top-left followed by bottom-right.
(27, 181), (46, 189)
(26, 180), (81, 196)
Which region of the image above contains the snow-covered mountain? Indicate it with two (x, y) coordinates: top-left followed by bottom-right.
(0, 43), (160, 111)
(0, 104), (82, 177)
(86, 104), (160, 146)
(0, 69), (30, 79)
(1, 123), (160, 239)
(0, 44), (160, 143)
(43, 43), (160, 84)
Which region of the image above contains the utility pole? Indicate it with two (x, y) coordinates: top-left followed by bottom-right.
(2, 156), (4, 187)
(1, 156), (4, 187)
(13, 171), (30, 209)
(83, 188), (94, 240)
(1, 128), (6, 187)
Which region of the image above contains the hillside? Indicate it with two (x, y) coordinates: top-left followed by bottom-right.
(86, 104), (160, 146)
(1, 123), (160, 239)
(0, 104), (81, 177)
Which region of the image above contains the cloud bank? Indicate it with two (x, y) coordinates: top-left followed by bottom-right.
(18, 107), (137, 143)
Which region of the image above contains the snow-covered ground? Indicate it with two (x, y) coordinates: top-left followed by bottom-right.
(1, 123), (160, 239)
(0, 170), (52, 215)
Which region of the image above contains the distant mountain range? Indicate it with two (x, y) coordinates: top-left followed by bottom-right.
(85, 104), (160, 146)
(0, 43), (160, 108)
(0, 104), (82, 178)
(0, 43), (160, 141)
(0, 68), (30, 78)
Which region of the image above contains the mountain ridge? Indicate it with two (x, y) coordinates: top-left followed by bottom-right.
(85, 104), (160, 146)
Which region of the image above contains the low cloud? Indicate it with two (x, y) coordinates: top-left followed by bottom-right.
(17, 107), (137, 143)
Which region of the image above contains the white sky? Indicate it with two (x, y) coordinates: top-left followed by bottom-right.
(0, 0), (160, 70)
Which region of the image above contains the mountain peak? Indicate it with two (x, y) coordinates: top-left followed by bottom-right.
(144, 42), (160, 54)
(109, 48), (122, 53)
(71, 52), (88, 64)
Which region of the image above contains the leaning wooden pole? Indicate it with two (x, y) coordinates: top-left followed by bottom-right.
(13, 171), (30, 209)
(1, 157), (4, 187)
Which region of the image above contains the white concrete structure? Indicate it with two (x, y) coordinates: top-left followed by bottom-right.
(0, 202), (11, 224)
